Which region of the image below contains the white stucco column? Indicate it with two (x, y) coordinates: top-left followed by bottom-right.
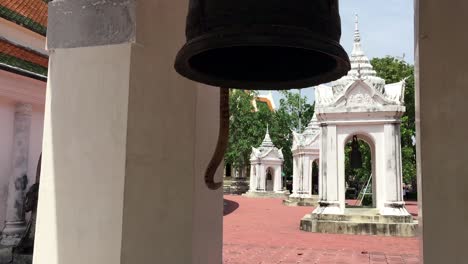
(380, 123), (408, 216)
(293, 153), (313, 198)
(302, 156), (311, 197)
(1, 102), (32, 246)
(292, 156), (298, 196)
(298, 154), (304, 194)
(416, 1), (468, 262)
(314, 124), (342, 214)
(258, 165), (265, 191)
(274, 165), (282, 192)
(249, 164), (256, 191)
(33, 1), (222, 263)
(296, 155), (303, 194)
(255, 164), (262, 191)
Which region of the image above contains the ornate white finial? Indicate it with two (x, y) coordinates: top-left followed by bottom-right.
(261, 124), (274, 148)
(354, 13), (361, 43)
(357, 64), (362, 79)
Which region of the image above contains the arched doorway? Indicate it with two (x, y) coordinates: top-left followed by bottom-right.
(265, 167), (274, 191)
(344, 134), (376, 208)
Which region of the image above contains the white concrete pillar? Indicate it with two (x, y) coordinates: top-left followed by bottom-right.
(249, 164), (256, 191)
(33, 1), (222, 263)
(318, 127), (327, 202)
(256, 163), (261, 191)
(299, 154), (304, 194)
(416, 1), (468, 262)
(292, 156), (298, 196)
(303, 156), (311, 197)
(274, 165), (282, 192)
(258, 165), (265, 191)
(1, 102), (32, 246)
(380, 123), (408, 216)
(315, 124), (342, 214)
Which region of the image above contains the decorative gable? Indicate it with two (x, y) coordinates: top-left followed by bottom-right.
(345, 84), (380, 107)
(331, 81), (393, 110)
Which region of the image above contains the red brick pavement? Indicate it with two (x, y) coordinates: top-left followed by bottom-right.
(223, 195), (420, 264)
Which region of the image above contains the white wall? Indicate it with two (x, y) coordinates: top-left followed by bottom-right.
(416, 1), (468, 262)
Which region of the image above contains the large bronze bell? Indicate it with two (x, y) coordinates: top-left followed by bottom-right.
(175, 0), (351, 90)
(350, 136), (363, 169)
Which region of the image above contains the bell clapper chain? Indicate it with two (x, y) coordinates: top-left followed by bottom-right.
(204, 88), (230, 190)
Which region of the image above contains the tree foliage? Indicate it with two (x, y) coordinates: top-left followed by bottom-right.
(224, 90), (270, 172)
(224, 89), (313, 178)
(271, 91), (314, 177)
(345, 139), (372, 191)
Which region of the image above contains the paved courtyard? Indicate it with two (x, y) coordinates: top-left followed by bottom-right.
(223, 195), (420, 264)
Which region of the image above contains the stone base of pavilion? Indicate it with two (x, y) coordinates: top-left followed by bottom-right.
(300, 207), (418, 237)
(243, 190), (290, 199)
(283, 195), (319, 207)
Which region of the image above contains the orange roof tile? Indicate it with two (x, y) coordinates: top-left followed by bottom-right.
(0, 0), (47, 26)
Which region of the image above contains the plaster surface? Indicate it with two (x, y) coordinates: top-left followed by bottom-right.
(416, 1), (468, 262)
(34, 1), (222, 263)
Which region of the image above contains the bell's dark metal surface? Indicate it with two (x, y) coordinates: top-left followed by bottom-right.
(350, 136), (363, 169)
(175, 0), (351, 90)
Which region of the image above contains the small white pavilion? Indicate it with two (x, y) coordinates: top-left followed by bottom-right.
(246, 127), (285, 196)
(313, 15), (409, 217)
(301, 15), (415, 236)
(290, 114), (321, 199)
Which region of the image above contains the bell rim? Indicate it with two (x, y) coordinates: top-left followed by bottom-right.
(175, 26), (351, 90)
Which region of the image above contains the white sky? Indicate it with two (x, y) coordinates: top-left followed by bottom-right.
(260, 0), (414, 107)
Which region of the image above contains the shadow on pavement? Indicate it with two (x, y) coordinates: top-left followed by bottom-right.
(223, 199), (239, 216)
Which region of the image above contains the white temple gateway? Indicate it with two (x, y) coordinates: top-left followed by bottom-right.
(300, 15), (417, 236)
(284, 114), (321, 206)
(245, 127), (288, 198)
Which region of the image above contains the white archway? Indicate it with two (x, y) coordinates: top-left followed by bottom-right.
(342, 133), (376, 208)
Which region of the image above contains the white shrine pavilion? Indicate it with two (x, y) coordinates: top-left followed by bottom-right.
(245, 127), (287, 198)
(290, 114), (320, 199)
(300, 15), (416, 236)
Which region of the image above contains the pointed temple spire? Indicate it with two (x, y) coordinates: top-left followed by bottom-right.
(303, 113), (320, 135)
(352, 14), (364, 56)
(354, 14), (361, 43)
(261, 124), (275, 147)
(347, 14), (378, 79)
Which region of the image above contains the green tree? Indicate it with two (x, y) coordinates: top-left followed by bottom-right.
(225, 90), (274, 175)
(270, 91), (314, 178)
(371, 57), (416, 186)
(345, 139), (372, 192)
(225, 89), (314, 179)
